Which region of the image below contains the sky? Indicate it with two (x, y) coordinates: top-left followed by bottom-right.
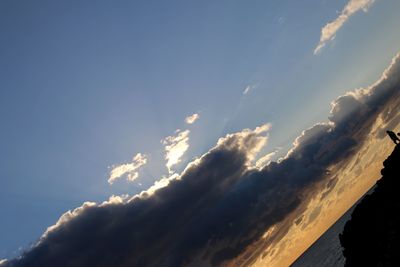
(1, 0), (400, 265)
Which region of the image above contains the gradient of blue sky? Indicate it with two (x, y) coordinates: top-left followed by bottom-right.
(0, 0), (399, 259)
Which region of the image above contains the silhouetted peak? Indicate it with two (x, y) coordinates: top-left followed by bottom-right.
(340, 144), (400, 266)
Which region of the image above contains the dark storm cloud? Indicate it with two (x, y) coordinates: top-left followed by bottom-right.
(3, 54), (400, 267)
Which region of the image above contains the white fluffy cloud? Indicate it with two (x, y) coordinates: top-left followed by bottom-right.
(108, 153), (148, 184)
(217, 123), (271, 163)
(185, 113), (200, 124)
(162, 129), (191, 173)
(256, 148), (280, 168)
(314, 0), (375, 54)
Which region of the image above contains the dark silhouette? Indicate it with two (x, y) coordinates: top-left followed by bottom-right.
(340, 145), (400, 266)
(386, 130), (400, 144)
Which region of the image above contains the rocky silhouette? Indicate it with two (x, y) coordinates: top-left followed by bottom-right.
(339, 143), (400, 266)
(386, 130), (400, 144)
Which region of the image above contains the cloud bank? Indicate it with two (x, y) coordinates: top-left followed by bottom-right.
(314, 0), (375, 54)
(108, 153), (147, 184)
(2, 53), (400, 267)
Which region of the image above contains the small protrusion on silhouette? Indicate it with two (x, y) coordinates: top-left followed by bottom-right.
(386, 130), (400, 144)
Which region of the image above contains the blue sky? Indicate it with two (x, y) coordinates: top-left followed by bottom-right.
(1, 0), (400, 260)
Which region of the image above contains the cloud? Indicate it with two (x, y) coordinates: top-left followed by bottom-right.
(164, 113), (200, 173)
(243, 84), (257, 95)
(243, 85), (252, 95)
(3, 53), (400, 267)
(107, 153), (147, 184)
(314, 0), (375, 54)
(217, 123), (271, 163)
(3, 125), (269, 267)
(255, 148), (280, 168)
(162, 129), (190, 173)
(185, 113), (200, 124)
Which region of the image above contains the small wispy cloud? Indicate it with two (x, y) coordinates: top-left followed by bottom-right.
(255, 148), (281, 168)
(243, 86), (251, 95)
(185, 113), (200, 124)
(108, 153), (148, 184)
(314, 0), (375, 55)
(162, 129), (190, 173)
(243, 84), (259, 95)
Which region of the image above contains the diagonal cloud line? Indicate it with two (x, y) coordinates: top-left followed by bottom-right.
(314, 0), (375, 55)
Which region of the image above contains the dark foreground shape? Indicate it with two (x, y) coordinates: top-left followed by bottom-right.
(386, 131), (400, 144)
(340, 145), (400, 266)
